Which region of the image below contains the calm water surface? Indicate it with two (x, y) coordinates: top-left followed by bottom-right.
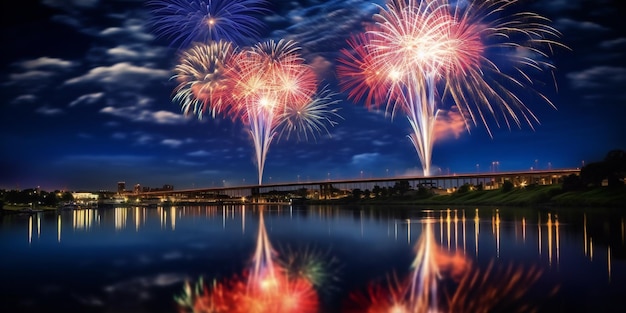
(1, 205), (625, 312)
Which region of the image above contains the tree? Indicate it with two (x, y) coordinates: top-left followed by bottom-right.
(393, 180), (411, 196)
(457, 183), (471, 194)
(372, 185), (382, 198)
(604, 149), (626, 187)
(580, 161), (608, 187)
(580, 149), (626, 188)
(502, 180), (514, 193)
(562, 173), (584, 191)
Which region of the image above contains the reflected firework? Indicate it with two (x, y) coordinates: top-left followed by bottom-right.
(175, 209), (320, 313)
(343, 218), (557, 313)
(277, 243), (343, 299)
(337, 0), (567, 176)
(147, 0), (271, 48)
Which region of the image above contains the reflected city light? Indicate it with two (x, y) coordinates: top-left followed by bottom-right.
(548, 213), (553, 266)
(135, 207), (140, 232)
(474, 209), (479, 257)
(494, 209), (500, 258)
(606, 246), (611, 283)
(171, 206), (176, 231)
(115, 207), (127, 230)
(28, 215), (32, 244)
(538, 213), (542, 256)
(57, 214), (61, 243)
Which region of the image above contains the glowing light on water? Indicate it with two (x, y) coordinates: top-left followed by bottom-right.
(175, 208), (324, 312)
(338, 0), (567, 176)
(344, 212), (557, 312)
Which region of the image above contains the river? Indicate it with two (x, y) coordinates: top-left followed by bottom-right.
(1, 204), (625, 312)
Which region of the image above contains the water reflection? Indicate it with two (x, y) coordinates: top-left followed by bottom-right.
(175, 208), (321, 313)
(6, 205), (625, 312)
(344, 215), (555, 313)
(23, 206), (619, 284)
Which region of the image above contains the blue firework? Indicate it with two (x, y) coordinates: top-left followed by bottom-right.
(147, 0), (271, 48)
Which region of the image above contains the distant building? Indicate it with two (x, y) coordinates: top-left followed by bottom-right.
(134, 184), (141, 194)
(72, 192), (99, 207)
(117, 182), (125, 194)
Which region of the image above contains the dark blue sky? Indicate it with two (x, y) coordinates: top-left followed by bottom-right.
(1, 0), (624, 192)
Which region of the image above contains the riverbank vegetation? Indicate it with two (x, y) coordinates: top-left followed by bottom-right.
(310, 183), (625, 208)
(311, 149), (626, 208)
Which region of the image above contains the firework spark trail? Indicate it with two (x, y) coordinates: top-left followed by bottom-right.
(172, 41), (237, 119)
(250, 208), (278, 290)
(227, 39), (338, 185)
(338, 0), (566, 176)
(407, 219), (441, 311)
(147, 0), (271, 48)
(171, 38), (341, 185)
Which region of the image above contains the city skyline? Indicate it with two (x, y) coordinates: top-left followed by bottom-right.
(1, 0), (625, 191)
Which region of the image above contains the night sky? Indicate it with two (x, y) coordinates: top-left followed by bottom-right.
(1, 0), (624, 192)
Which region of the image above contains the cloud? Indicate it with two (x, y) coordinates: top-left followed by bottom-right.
(18, 57), (77, 71)
(169, 159), (205, 167)
(350, 152), (380, 166)
(566, 66), (626, 102)
(35, 105), (64, 115)
(69, 92), (104, 107)
(57, 154), (153, 166)
(64, 62), (170, 90)
(161, 139), (183, 148)
(100, 106), (188, 125)
(43, 0), (100, 10)
(112, 132), (126, 140)
(567, 66), (626, 89)
(553, 18), (610, 34)
(10, 94), (37, 105)
(188, 150), (213, 157)
(8, 71), (56, 85)
(99, 18), (155, 42)
(599, 37), (626, 49)
(268, 0), (381, 55)
(434, 107), (468, 141)
(136, 134), (153, 145)
(532, 0), (581, 13)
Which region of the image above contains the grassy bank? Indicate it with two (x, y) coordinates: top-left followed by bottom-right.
(1, 204), (58, 212)
(309, 185), (626, 208)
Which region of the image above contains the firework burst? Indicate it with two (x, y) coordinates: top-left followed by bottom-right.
(171, 38), (341, 185)
(172, 41), (237, 119)
(226, 39), (340, 185)
(147, 0), (271, 48)
(338, 0), (567, 176)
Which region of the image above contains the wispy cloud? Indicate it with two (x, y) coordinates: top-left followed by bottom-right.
(64, 62), (170, 90)
(69, 92), (104, 107)
(567, 66), (626, 102)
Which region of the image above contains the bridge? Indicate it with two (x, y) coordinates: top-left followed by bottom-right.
(126, 168), (580, 204)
